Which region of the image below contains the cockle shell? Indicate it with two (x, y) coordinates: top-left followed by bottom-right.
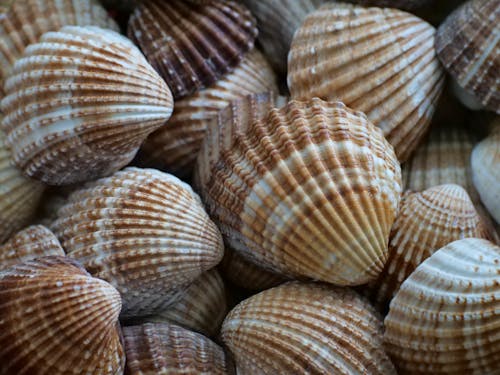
(221, 282), (397, 374)
(51, 167), (224, 318)
(195, 96), (402, 286)
(0, 256), (125, 374)
(288, 3), (445, 162)
(123, 322), (230, 375)
(435, 0), (500, 113)
(384, 238), (500, 374)
(1, 26), (173, 185)
(127, 0), (258, 99)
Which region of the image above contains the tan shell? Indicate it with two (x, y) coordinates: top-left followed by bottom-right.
(1, 26), (173, 185)
(384, 238), (500, 374)
(221, 282), (397, 374)
(123, 322), (230, 375)
(51, 167), (224, 318)
(435, 0), (499, 113)
(138, 50), (278, 177)
(0, 256), (125, 374)
(288, 3), (445, 162)
(127, 0), (258, 99)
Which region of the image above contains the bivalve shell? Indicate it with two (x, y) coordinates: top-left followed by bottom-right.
(347, 0), (434, 10)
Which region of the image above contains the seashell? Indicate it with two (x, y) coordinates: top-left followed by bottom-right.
(435, 0), (500, 113)
(138, 49), (279, 177)
(0, 256), (125, 374)
(221, 282), (397, 374)
(288, 3), (445, 162)
(51, 167), (224, 318)
(123, 322), (230, 375)
(127, 0), (258, 99)
(366, 184), (492, 311)
(0, 225), (64, 271)
(1, 26), (173, 185)
(384, 238), (500, 374)
(347, 0), (434, 10)
(195, 96), (402, 286)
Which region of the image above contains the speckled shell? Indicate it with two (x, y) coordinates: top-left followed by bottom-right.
(195, 96), (402, 286)
(127, 0), (257, 99)
(435, 0), (499, 113)
(288, 3), (445, 162)
(0, 256), (125, 375)
(367, 184), (492, 311)
(1, 26), (173, 186)
(139, 50), (278, 177)
(123, 322), (230, 375)
(51, 167), (224, 318)
(221, 282), (397, 374)
(384, 238), (500, 374)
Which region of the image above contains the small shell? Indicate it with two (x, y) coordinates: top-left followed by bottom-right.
(221, 282), (397, 374)
(384, 238), (500, 374)
(51, 167), (224, 318)
(0, 256), (125, 374)
(288, 3), (445, 162)
(195, 96), (402, 286)
(127, 0), (258, 99)
(1, 26), (173, 186)
(123, 322), (230, 375)
(435, 0), (499, 113)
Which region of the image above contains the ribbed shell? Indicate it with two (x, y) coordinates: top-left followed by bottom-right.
(288, 3), (445, 162)
(139, 50), (278, 177)
(221, 282), (397, 374)
(123, 322), (230, 375)
(195, 96), (401, 286)
(384, 238), (500, 374)
(127, 0), (257, 99)
(0, 256), (124, 375)
(347, 0), (434, 10)
(51, 167), (224, 318)
(1, 26), (174, 185)
(435, 0), (499, 113)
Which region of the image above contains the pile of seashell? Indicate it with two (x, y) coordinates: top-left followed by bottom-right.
(0, 0), (498, 374)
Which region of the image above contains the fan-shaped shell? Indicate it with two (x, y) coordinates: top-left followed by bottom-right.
(1, 26), (173, 185)
(288, 3), (445, 162)
(127, 0), (257, 99)
(221, 282), (396, 374)
(0, 256), (125, 374)
(384, 238), (500, 374)
(51, 167), (224, 318)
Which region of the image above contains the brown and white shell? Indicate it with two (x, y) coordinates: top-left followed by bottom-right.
(221, 282), (397, 374)
(51, 167), (224, 318)
(0, 256), (125, 374)
(288, 3), (445, 162)
(1, 26), (173, 185)
(384, 238), (500, 374)
(435, 0), (499, 113)
(195, 96), (402, 286)
(123, 322), (230, 375)
(127, 0), (258, 99)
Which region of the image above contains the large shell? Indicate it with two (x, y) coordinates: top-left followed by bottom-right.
(221, 282), (397, 374)
(435, 0), (499, 113)
(0, 256), (125, 374)
(195, 96), (401, 286)
(1, 26), (173, 185)
(127, 0), (258, 99)
(384, 238), (500, 374)
(138, 50), (278, 177)
(288, 3), (445, 162)
(51, 167), (224, 318)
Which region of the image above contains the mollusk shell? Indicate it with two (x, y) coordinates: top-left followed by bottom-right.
(221, 282), (397, 374)
(195, 96), (402, 286)
(0, 256), (125, 375)
(51, 167), (224, 318)
(347, 0), (434, 10)
(288, 3), (445, 162)
(384, 238), (500, 374)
